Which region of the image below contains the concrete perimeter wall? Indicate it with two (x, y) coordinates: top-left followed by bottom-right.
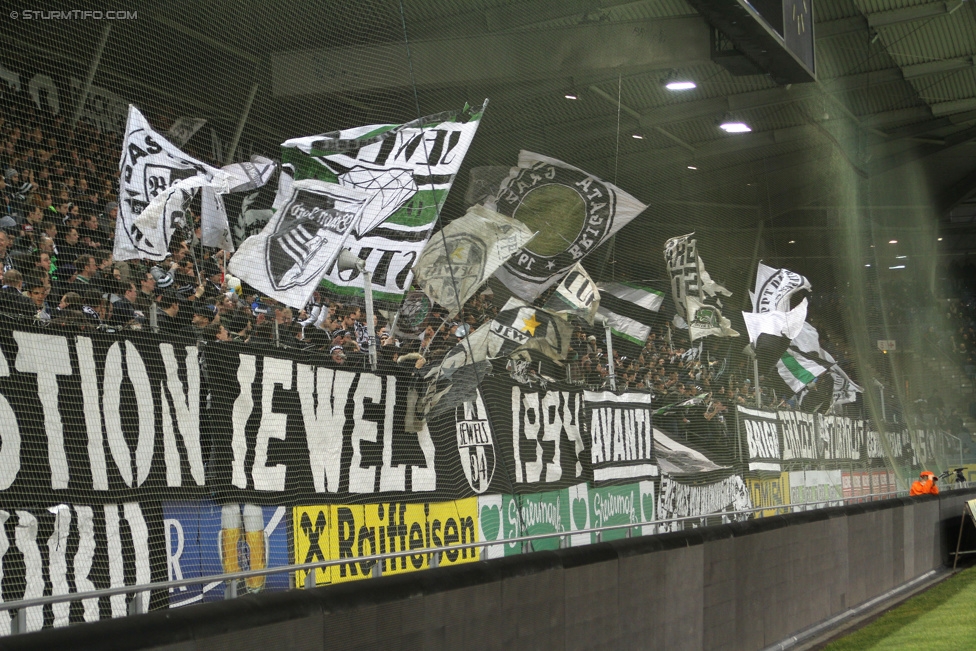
(7, 490), (976, 651)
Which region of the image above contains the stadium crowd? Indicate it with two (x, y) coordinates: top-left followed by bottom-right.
(0, 80), (837, 432)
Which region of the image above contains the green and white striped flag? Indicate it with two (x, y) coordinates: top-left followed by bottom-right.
(596, 282), (664, 348)
(776, 349), (828, 393)
(280, 102), (486, 302)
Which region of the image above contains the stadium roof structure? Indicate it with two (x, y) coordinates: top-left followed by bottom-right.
(3, 0), (976, 280)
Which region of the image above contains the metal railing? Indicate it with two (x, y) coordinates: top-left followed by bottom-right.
(0, 488), (918, 634)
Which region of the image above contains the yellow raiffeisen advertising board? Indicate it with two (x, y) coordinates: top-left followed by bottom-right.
(293, 498), (480, 587)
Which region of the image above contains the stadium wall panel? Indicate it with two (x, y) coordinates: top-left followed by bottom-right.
(5, 489), (973, 651)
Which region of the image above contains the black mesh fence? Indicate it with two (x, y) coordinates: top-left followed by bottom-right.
(0, 0), (970, 637)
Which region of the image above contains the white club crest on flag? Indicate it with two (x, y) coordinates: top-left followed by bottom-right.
(228, 180), (369, 309)
(488, 151), (647, 301)
(114, 105), (233, 261)
(686, 296), (739, 342)
(413, 204), (533, 317)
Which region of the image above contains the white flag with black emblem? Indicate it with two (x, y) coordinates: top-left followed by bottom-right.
(114, 105), (233, 261)
(228, 179), (369, 309)
(686, 295), (739, 342)
(413, 204), (533, 317)
(749, 262), (811, 313)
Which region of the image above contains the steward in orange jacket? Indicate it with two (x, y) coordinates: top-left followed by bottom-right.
(909, 470), (939, 496)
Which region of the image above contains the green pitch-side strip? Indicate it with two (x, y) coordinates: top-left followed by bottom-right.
(780, 353), (817, 384)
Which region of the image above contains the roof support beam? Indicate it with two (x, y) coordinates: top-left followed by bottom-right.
(815, 16), (867, 40)
(586, 84), (696, 152)
(869, 123), (976, 175)
(938, 165), (976, 214)
(903, 56), (974, 80)
(867, 1), (951, 28)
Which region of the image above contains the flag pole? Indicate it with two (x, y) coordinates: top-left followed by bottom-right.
(602, 318), (616, 391)
(362, 268), (378, 372)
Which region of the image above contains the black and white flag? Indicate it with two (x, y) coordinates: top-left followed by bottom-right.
(664, 232), (732, 324)
(413, 205), (532, 316)
(280, 103), (486, 303)
(114, 105), (233, 261)
(200, 156), (277, 253)
(749, 262), (811, 313)
(544, 263), (601, 324)
(165, 116), (207, 148)
(228, 179), (369, 309)
(830, 365), (862, 408)
(488, 152), (647, 301)
(436, 297), (572, 376)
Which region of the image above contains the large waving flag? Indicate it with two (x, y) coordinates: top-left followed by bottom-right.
(664, 233), (738, 341)
(280, 102), (487, 303)
(200, 155), (277, 252)
(436, 297), (572, 375)
(488, 152), (647, 301)
(115, 105), (233, 261)
(749, 262), (811, 313)
(776, 349), (828, 393)
(742, 299), (808, 344)
(228, 180), (369, 309)
(413, 205), (533, 317)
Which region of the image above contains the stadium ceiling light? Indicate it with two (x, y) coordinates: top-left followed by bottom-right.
(663, 71), (697, 91)
(788, 240), (796, 244)
(687, 165), (698, 170)
(719, 115), (752, 133)
(564, 91), (579, 100)
(888, 239), (898, 244)
(895, 255), (907, 259)
(938, 237), (943, 241)
(889, 265), (905, 269)
(865, 264), (871, 267)
(632, 133), (644, 139)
